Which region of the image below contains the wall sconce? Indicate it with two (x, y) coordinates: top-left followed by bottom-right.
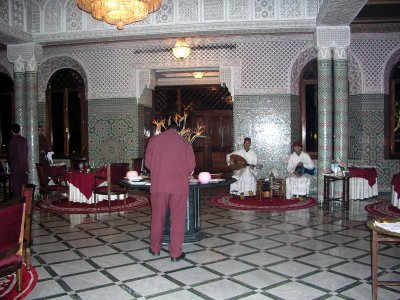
(172, 38), (191, 59)
(192, 72), (206, 79)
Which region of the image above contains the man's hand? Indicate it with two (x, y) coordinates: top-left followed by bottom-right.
(297, 162), (303, 167)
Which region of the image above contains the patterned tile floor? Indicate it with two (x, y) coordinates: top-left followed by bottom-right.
(27, 188), (400, 300)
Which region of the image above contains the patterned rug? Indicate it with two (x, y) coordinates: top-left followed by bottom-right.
(33, 195), (149, 214)
(0, 263), (38, 300)
(209, 195), (317, 211)
(364, 201), (400, 217)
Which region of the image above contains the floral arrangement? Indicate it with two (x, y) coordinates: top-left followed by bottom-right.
(152, 112), (206, 144)
(337, 158), (347, 171)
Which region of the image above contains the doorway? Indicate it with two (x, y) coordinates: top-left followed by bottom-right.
(153, 85), (233, 174)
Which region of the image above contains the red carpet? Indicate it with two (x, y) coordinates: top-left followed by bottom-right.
(210, 195), (317, 211)
(33, 195), (149, 214)
(365, 201), (400, 217)
(0, 263), (38, 300)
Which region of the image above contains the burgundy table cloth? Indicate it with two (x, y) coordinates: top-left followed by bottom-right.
(66, 170), (105, 200)
(348, 167), (377, 187)
(391, 172), (400, 199)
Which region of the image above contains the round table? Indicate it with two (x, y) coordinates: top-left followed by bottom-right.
(366, 218), (400, 300)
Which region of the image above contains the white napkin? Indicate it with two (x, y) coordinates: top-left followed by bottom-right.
(373, 221), (400, 233)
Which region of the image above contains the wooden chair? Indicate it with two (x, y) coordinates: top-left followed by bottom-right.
(21, 184), (35, 271)
(93, 163), (129, 209)
(36, 163), (69, 205)
(0, 200), (26, 293)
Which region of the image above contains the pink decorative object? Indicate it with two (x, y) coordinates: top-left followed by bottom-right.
(126, 170), (138, 179)
(198, 172), (211, 184)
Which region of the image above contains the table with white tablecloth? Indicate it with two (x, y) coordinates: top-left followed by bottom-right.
(348, 167), (378, 200)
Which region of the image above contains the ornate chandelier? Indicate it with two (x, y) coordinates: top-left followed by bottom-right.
(76, 0), (162, 30)
(172, 38), (191, 59)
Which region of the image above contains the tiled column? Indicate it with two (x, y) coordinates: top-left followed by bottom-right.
(317, 47), (333, 203)
(13, 59), (26, 132)
(333, 47), (349, 165)
(26, 58), (39, 186)
(7, 43), (43, 190)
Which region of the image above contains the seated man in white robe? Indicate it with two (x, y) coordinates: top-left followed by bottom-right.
(226, 137), (258, 197)
(286, 141), (315, 200)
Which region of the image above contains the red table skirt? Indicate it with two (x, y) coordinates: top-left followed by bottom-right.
(392, 173), (400, 200)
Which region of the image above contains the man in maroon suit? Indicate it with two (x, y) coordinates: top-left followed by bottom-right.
(145, 123), (195, 262)
(8, 123), (29, 197)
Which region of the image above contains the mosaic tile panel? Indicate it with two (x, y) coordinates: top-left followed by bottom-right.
(11, 0), (24, 30)
(290, 94), (301, 144)
(88, 98), (139, 167)
(203, 0), (224, 21)
(14, 70), (25, 129)
(317, 58), (333, 202)
(44, 0), (62, 33)
(65, 0), (82, 31)
(233, 95), (292, 179)
(348, 94), (394, 193)
(31, 1), (40, 34)
(333, 59), (349, 164)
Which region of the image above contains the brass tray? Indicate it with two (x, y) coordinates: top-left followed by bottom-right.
(367, 217), (400, 237)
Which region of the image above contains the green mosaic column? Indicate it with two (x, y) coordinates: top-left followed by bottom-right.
(333, 47), (349, 166)
(25, 59), (39, 186)
(317, 47), (333, 204)
(13, 59), (26, 131)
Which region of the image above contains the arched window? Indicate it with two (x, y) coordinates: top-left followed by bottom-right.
(387, 62), (400, 158)
(46, 68), (87, 158)
(0, 72), (14, 157)
(300, 59), (318, 158)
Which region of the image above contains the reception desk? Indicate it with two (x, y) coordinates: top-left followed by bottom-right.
(120, 178), (234, 243)
(348, 167), (378, 200)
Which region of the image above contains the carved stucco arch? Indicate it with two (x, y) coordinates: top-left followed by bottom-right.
(289, 46), (316, 96)
(0, 59), (13, 77)
(290, 46), (362, 96)
(38, 55), (88, 103)
(348, 50), (363, 95)
(134, 59), (241, 105)
(383, 46), (400, 95)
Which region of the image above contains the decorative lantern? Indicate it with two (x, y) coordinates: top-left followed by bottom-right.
(126, 170), (139, 179)
(198, 172), (211, 184)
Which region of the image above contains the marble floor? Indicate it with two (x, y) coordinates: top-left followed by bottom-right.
(27, 188), (400, 300)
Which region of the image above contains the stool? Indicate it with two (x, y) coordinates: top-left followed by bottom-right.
(270, 178), (285, 199)
(256, 179), (271, 200)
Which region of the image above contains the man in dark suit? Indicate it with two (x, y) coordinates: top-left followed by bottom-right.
(8, 123), (29, 197)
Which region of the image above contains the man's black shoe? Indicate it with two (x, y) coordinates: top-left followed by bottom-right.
(170, 252), (185, 262)
(148, 248), (160, 256)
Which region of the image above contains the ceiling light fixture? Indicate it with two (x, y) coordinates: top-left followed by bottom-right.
(76, 0), (162, 30)
(172, 38), (191, 59)
(192, 72), (206, 79)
